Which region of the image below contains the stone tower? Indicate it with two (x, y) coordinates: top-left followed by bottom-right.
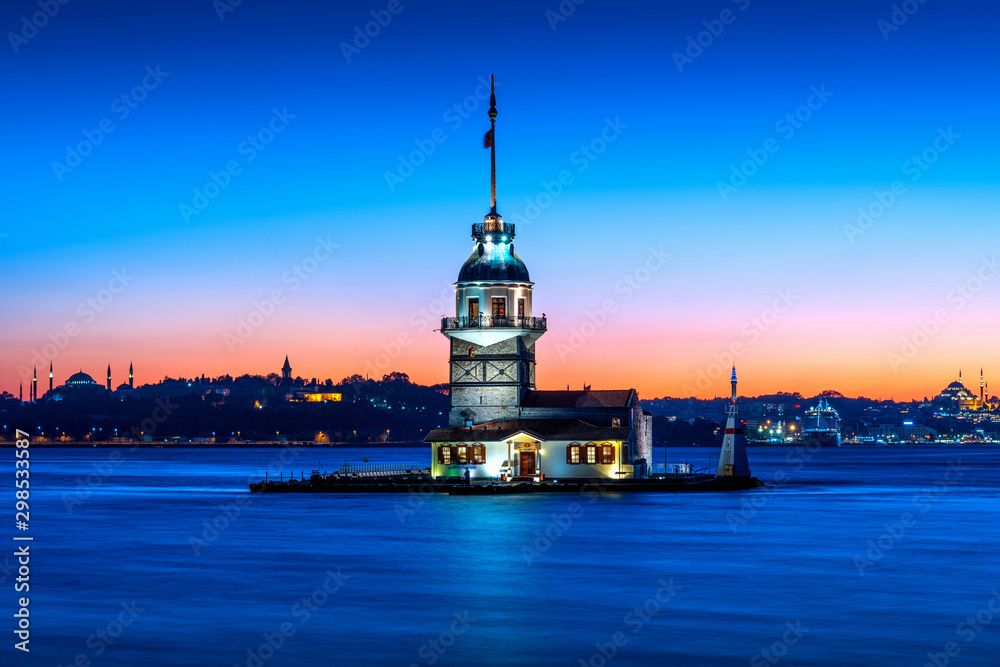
(440, 75), (546, 427)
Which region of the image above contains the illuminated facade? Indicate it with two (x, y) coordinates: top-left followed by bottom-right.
(935, 370), (982, 413)
(425, 77), (652, 481)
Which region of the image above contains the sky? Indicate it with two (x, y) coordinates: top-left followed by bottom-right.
(1, 0), (997, 401)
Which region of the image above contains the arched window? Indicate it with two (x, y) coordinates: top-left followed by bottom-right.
(566, 442), (581, 464)
(468, 347), (476, 357)
(584, 443), (597, 465)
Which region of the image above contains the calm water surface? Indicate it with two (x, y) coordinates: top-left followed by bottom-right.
(4, 444), (999, 666)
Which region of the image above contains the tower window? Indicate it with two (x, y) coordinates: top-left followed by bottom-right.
(467, 298), (480, 321)
(492, 298), (505, 317)
(517, 299), (525, 318)
(468, 347), (475, 357)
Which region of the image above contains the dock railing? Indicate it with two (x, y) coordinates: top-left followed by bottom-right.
(326, 462), (424, 478)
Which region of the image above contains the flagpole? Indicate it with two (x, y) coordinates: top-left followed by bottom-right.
(489, 73), (497, 213)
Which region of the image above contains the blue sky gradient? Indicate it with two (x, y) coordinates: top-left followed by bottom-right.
(2, 0), (997, 399)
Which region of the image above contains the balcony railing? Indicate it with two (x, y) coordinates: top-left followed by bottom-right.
(442, 315), (547, 331)
(472, 221), (515, 241)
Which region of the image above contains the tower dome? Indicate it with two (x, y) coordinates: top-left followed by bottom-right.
(458, 222), (530, 282)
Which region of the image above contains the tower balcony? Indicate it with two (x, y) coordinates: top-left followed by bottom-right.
(442, 314), (547, 347)
(471, 220), (515, 243)
(442, 315), (546, 332)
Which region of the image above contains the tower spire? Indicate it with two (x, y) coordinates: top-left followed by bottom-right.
(129, 361), (134, 388)
(488, 73), (497, 213)
(49, 361), (53, 393)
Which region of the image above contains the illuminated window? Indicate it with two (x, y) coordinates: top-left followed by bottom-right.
(600, 444), (615, 465)
(566, 443), (581, 464)
(585, 444), (597, 464)
(492, 298), (505, 318)
(439, 445), (452, 464)
(457, 444), (468, 463)
(611, 417), (621, 427)
(467, 298), (480, 320)
(468, 347), (475, 357)
(472, 444), (486, 464)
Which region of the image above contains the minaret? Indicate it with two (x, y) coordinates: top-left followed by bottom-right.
(19, 382), (23, 403)
(441, 75), (546, 426)
(980, 368), (984, 406)
(107, 364), (112, 392)
(281, 355), (292, 381)
(32, 366), (37, 402)
(49, 362), (53, 393)
(129, 362), (134, 389)
(959, 369), (963, 385)
(717, 367), (751, 478)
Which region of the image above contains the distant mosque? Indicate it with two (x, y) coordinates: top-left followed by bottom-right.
(423, 77), (654, 481)
(23, 361), (134, 402)
(934, 369), (994, 412)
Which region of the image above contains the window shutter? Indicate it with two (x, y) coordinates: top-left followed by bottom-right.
(437, 445), (444, 464)
(566, 445), (573, 464)
(451, 446), (458, 463)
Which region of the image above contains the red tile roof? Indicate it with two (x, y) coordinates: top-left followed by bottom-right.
(520, 389), (638, 409)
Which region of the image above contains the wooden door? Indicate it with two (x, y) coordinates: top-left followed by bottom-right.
(519, 451), (535, 476)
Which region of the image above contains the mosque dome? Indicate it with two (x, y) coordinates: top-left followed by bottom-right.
(66, 371), (98, 386)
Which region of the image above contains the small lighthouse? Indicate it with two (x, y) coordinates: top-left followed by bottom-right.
(717, 366), (751, 477)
